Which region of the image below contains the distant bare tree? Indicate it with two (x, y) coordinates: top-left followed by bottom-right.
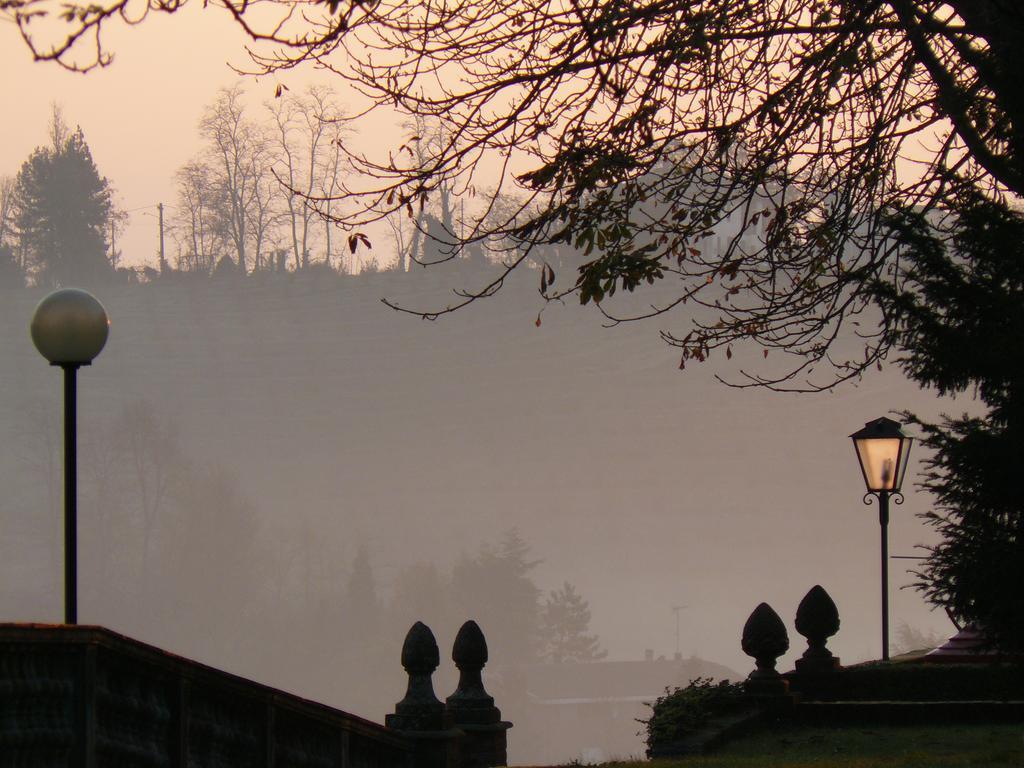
(199, 84), (270, 275)
(0, 175), (21, 282)
(69, 401), (188, 609)
(46, 104), (70, 153)
(269, 91), (317, 272)
(268, 85), (346, 271)
(403, 117), (459, 269)
(317, 117), (346, 271)
(384, 210), (412, 274)
(106, 202), (129, 271)
(0, 176), (16, 248)
(172, 161), (222, 274)
(113, 402), (184, 594)
(164, 466), (259, 646)
(245, 148), (283, 273)
(12, 401), (62, 565)
(79, 411), (132, 598)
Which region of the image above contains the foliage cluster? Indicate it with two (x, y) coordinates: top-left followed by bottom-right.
(639, 677), (747, 750)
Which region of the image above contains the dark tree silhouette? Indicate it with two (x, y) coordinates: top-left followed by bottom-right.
(344, 544), (381, 635)
(13, 115), (113, 286)
(875, 191), (1024, 652)
(11, 1), (1023, 386)
(451, 530), (543, 666)
(539, 581), (606, 664)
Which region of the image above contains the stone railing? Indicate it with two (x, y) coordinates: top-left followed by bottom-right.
(0, 621), (510, 768)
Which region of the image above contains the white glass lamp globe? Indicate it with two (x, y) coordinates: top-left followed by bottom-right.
(31, 288), (110, 365)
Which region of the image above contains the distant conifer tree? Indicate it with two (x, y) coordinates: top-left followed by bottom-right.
(345, 545), (380, 636)
(539, 581), (607, 663)
(451, 529), (543, 665)
(13, 112), (113, 287)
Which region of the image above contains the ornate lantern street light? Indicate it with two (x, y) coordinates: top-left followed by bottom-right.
(31, 289), (109, 625)
(850, 416), (913, 661)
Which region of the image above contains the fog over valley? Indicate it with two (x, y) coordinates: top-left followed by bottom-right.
(0, 266), (956, 762)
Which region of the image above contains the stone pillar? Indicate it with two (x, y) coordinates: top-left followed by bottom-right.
(794, 585), (841, 675)
(741, 602), (790, 697)
(386, 622), (462, 768)
(445, 621), (512, 768)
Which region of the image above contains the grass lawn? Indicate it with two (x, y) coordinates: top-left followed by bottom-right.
(594, 724), (1023, 768)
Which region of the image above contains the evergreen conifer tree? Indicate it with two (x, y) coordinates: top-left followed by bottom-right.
(451, 529), (543, 665)
(878, 191), (1024, 652)
(14, 117), (112, 286)
(539, 581), (606, 663)
(344, 545), (380, 636)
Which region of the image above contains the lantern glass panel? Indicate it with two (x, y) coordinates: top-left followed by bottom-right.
(855, 437), (903, 491)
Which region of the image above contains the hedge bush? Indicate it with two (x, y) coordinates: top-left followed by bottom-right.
(639, 677), (747, 750)
(793, 662), (1024, 702)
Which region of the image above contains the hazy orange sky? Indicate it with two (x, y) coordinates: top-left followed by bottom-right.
(2, 5), (367, 268)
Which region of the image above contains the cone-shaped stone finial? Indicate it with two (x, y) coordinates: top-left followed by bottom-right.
(402, 620), (441, 676)
(795, 586), (839, 653)
(794, 585), (841, 673)
(741, 603), (789, 692)
(387, 622), (445, 731)
(452, 619), (488, 668)
(447, 620), (496, 717)
(446, 620), (511, 767)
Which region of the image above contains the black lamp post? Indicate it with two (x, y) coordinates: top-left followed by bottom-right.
(31, 289), (109, 625)
(850, 416), (912, 661)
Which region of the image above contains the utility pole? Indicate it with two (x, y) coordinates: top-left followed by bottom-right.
(158, 202), (167, 275)
(672, 605), (687, 657)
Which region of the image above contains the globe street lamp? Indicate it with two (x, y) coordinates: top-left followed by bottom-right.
(31, 289), (109, 625)
(850, 416), (913, 661)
